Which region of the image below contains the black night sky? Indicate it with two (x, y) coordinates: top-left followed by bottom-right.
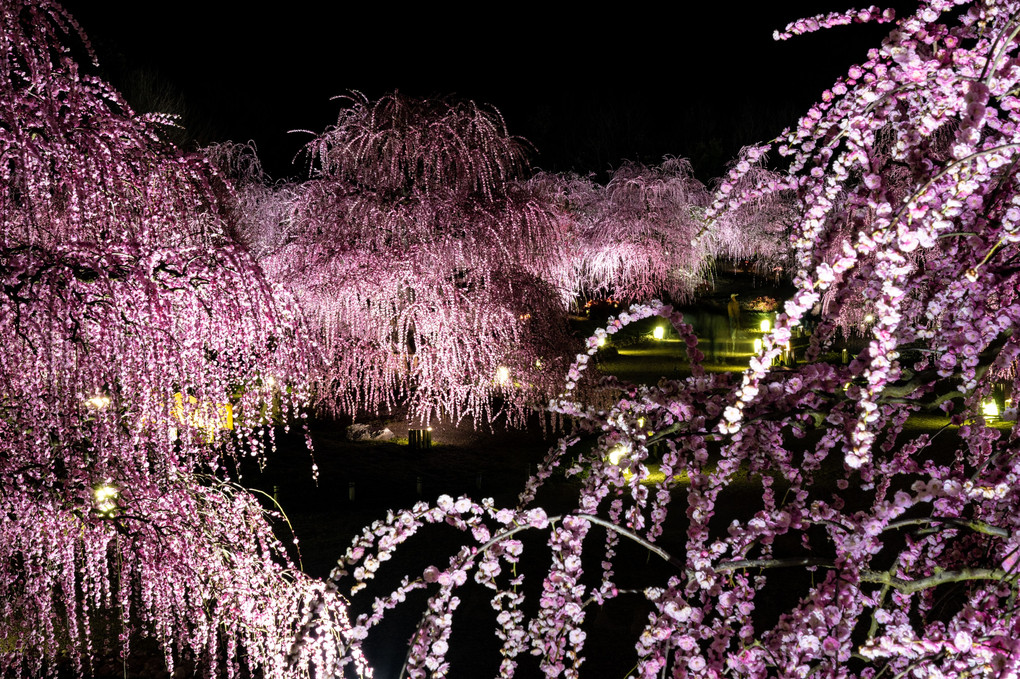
(58, 1), (917, 182)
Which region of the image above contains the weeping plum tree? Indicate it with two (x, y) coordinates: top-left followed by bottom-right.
(529, 158), (716, 303)
(0, 2), (367, 676)
(313, 2), (1020, 677)
(529, 155), (795, 306)
(232, 92), (577, 426)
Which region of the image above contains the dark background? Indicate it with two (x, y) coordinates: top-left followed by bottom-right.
(57, 1), (917, 182)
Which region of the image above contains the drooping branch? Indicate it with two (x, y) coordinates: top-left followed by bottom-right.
(883, 516), (1011, 539)
(859, 567), (1010, 595)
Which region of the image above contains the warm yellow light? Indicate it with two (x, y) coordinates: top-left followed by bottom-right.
(864, 314), (874, 324)
(760, 319), (771, 333)
(172, 392), (234, 443)
(86, 395), (111, 410)
(753, 338), (763, 353)
(637, 417), (645, 429)
(608, 444), (629, 466)
(94, 482), (119, 517)
(982, 399), (1000, 419)
(597, 336), (606, 347)
(266, 375), (276, 388)
(652, 326), (665, 340)
(495, 366), (511, 386)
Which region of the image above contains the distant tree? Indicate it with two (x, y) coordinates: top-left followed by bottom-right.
(231, 92), (577, 427)
(318, 2), (1020, 677)
(530, 155), (795, 304)
(0, 2), (365, 676)
(530, 158), (714, 303)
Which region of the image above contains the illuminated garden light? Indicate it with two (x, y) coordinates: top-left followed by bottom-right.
(94, 482), (119, 517)
(753, 338), (763, 353)
(864, 314), (874, 324)
(759, 318), (771, 333)
(607, 444), (630, 466)
(172, 392), (234, 443)
(597, 336), (606, 347)
(495, 366), (511, 386)
(652, 326), (665, 340)
(982, 399), (1000, 419)
(85, 394), (111, 409)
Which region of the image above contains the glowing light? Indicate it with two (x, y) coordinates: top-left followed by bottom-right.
(94, 482), (119, 517)
(597, 336), (606, 348)
(495, 366), (511, 385)
(753, 338), (763, 353)
(637, 417), (645, 429)
(982, 399), (1000, 419)
(864, 314), (874, 324)
(759, 319), (771, 333)
(86, 395), (111, 409)
(652, 326), (665, 340)
(608, 444), (629, 466)
(173, 392), (234, 443)
(266, 375), (276, 388)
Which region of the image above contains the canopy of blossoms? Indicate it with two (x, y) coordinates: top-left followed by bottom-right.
(229, 92), (578, 427)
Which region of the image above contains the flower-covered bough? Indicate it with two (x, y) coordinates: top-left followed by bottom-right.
(328, 2), (1020, 677)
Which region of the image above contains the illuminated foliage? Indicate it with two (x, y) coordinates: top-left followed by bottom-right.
(233, 92), (576, 426)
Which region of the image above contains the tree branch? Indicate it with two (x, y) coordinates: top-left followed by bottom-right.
(884, 516), (1010, 538)
(859, 567), (1009, 594)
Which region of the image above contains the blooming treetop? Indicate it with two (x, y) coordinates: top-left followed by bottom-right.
(528, 155), (795, 306)
(530, 159), (716, 303)
(232, 92), (577, 426)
